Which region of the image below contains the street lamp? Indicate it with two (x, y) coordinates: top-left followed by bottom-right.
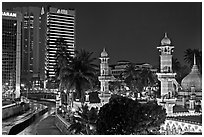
(21, 83), (25, 96)
(21, 83), (28, 98)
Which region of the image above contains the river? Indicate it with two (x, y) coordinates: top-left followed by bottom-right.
(17, 100), (56, 135)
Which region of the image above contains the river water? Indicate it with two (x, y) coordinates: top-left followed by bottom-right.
(2, 100), (56, 135)
(18, 100), (56, 135)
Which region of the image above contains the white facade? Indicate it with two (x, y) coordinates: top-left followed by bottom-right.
(98, 48), (115, 104)
(160, 118), (202, 135)
(156, 33), (178, 97)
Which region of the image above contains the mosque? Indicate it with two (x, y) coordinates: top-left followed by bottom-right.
(73, 33), (202, 135)
(95, 33), (202, 135)
(156, 33), (202, 135)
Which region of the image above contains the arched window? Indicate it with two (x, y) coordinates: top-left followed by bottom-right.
(164, 47), (167, 53)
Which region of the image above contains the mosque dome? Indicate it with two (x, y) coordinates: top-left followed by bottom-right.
(181, 55), (202, 91)
(161, 32), (171, 45)
(101, 48), (108, 57)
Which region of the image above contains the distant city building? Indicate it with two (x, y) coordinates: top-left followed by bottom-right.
(2, 10), (22, 98)
(110, 60), (131, 78)
(14, 7), (42, 90)
(40, 6), (76, 90)
(110, 60), (157, 80)
(13, 6), (76, 91)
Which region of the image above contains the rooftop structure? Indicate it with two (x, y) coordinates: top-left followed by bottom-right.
(181, 54), (202, 92)
(156, 33), (202, 135)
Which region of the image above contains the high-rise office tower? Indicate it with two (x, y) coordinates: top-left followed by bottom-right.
(40, 6), (76, 90)
(2, 10), (22, 98)
(14, 7), (42, 90)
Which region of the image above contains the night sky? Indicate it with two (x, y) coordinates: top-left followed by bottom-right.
(2, 2), (202, 66)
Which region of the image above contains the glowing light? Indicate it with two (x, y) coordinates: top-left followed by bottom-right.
(2, 12), (17, 17)
(71, 108), (76, 112)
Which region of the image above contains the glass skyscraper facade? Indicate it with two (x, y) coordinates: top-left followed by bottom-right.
(2, 6), (76, 94)
(14, 7), (43, 91)
(41, 7), (76, 90)
(2, 11), (22, 98)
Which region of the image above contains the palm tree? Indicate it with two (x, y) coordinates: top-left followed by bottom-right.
(171, 57), (191, 84)
(140, 68), (156, 88)
(184, 48), (202, 73)
(55, 37), (73, 112)
(140, 68), (157, 97)
(62, 49), (98, 105)
(124, 63), (142, 97)
(172, 57), (182, 82)
(109, 78), (123, 94)
(172, 58), (181, 73)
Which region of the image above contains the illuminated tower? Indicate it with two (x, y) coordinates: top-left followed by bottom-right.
(2, 10), (22, 98)
(156, 33), (180, 116)
(98, 48), (114, 104)
(40, 6), (76, 90)
(156, 33), (177, 98)
(14, 7), (42, 89)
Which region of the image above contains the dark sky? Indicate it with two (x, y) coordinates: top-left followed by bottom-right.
(3, 2), (202, 66)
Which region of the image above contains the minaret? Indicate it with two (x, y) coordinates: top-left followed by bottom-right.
(156, 33), (177, 98)
(156, 33), (177, 116)
(188, 54), (197, 113)
(98, 48), (113, 104)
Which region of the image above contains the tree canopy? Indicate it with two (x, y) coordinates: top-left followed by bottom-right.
(68, 105), (98, 135)
(96, 95), (166, 135)
(123, 63), (157, 97)
(59, 49), (98, 104)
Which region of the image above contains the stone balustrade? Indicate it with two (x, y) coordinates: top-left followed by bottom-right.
(167, 112), (202, 117)
(55, 114), (71, 135)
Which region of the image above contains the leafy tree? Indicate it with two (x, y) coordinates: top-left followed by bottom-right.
(140, 68), (157, 89)
(124, 64), (157, 98)
(184, 48), (202, 73)
(136, 101), (166, 134)
(109, 81), (122, 93)
(96, 95), (166, 135)
(68, 105), (98, 135)
(96, 95), (140, 135)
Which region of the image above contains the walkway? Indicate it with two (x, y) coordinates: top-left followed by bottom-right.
(36, 114), (63, 135)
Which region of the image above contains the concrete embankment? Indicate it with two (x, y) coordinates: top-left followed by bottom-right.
(2, 100), (50, 135)
(2, 103), (30, 120)
(55, 114), (71, 135)
(8, 107), (48, 135)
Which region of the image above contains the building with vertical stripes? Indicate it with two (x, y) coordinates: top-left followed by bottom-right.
(2, 10), (22, 98)
(40, 6), (76, 90)
(14, 7), (42, 91)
